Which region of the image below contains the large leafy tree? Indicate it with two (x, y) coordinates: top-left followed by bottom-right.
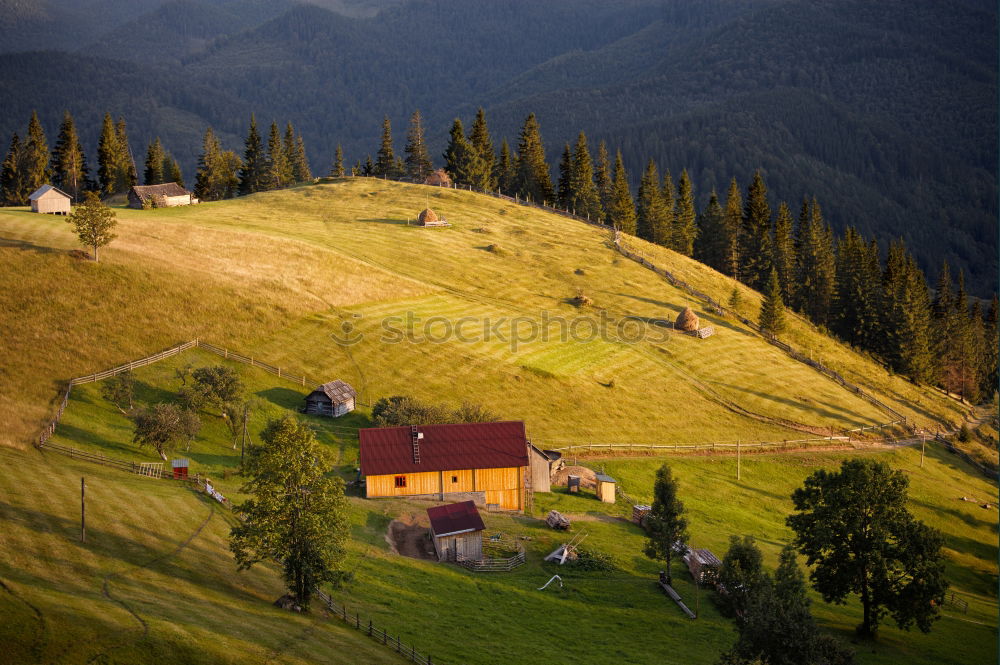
(403, 110), (433, 180)
(787, 458), (947, 638)
(717, 535), (766, 619)
(643, 464), (689, 585)
(513, 113), (553, 204)
(131, 402), (200, 460)
(66, 191), (117, 261)
(230, 415), (350, 609)
(50, 111), (89, 201)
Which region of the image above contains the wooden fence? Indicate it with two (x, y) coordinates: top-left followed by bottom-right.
(933, 433), (998, 480)
(543, 437), (851, 455)
(314, 588), (442, 665)
(456, 545), (526, 572)
(614, 240), (909, 427)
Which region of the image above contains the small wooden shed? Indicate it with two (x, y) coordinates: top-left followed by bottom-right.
(428, 500), (485, 562)
(304, 380), (356, 418)
(684, 548), (722, 586)
(128, 183), (194, 209)
(595, 473), (616, 503)
(171, 458), (189, 480)
(29, 185), (71, 214)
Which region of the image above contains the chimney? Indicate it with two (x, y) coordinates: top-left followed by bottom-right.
(411, 425), (422, 463)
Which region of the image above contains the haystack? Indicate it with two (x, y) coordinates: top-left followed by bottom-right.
(675, 307), (700, 332)
(417, 208), (439, 225)
(424, 168), (452, 187)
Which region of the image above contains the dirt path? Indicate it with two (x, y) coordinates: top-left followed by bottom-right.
(385, 514), (436, 560)
(82, 501), (215, 665)
(0, 577), (46, 664)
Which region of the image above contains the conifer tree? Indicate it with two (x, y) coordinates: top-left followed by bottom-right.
(608, 151), (636, 235)
(164, 154), (183, 187)
(292, 134), (311, 182)
(931, 262), (955, 382)
(496, 139), (515, 193)
(442, 118), (483, 187)
(266, 121), (291, 190)
(468, 108), (495, 190)
(97, 113), (120, 195)
(114, 117), (136, 192)
(403, 110), (433, 180)
(362, 155), (374, 177)
(195, 127), (241, 202)
(982, 295), (998, 399)
(942, 271), (980, 400)
(636, 159), (669, 244)
(144, 138), (166, 185)
(23, 111), (51, 196)
(556, 143), (573, 210)
(568, 132), (602, 221)
(375, 116), (398, 178)
(50, 111), (88, 201)
(239, 114), (266, 195)
(0, 133), (27, 205)
(643, 464), (688, 586)
(772, 202), (796, 303)
(739, 171), (772, 290)
(330, 145), (345, 177)
(883, 243), (935, 382)
(759, 268), (786, 336)
(832, 227), (878, 347)
(513, 113), (553, 204)
(722, 177), (742, 278)
(694, 191), (726, 269)
(794, 199), (836, 325)
(595, 141), (613, 225)
(661, 169), (677, 247)
(673, 169), (697, 255)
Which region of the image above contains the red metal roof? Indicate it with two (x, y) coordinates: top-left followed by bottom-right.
(359, 421), (528, 476)
(427, 501), (485, 537)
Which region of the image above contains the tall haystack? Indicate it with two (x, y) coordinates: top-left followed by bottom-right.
(417, 208), (439, 225)
(424, 169), (452, 187)
(675, 307), (700, 332)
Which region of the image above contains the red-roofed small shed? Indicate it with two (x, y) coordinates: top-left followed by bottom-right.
(427, 501), (485, 562)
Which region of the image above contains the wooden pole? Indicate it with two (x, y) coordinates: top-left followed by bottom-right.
(80, 477), (86, 543)
(737, 439), (741, 481)
(920, 432), (926, 468)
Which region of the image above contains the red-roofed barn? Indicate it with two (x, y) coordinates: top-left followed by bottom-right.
(359, 421), (530, 511)
(427, 501), (485, 562)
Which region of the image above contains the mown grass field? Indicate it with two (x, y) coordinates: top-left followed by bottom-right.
(0, 178), (992, 664)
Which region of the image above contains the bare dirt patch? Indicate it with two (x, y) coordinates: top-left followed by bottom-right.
(386, 514), (436, 560)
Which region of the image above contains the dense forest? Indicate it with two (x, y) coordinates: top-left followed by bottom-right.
(0, 0), (995, 293)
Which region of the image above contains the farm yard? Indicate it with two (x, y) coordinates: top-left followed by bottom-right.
(0, 179), (995, 665)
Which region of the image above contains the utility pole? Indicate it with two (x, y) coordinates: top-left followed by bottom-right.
(920, 431), (926, 468)
(80, 477), (86, 543)
(736, 439), (741, 481)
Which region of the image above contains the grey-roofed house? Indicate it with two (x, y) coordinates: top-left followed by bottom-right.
(128, 183), (194, 209)
(29, 184), (71, 215)
(304, 380), (356, 418)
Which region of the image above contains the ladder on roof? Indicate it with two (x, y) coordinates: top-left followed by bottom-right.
(410, 425), (420, 463)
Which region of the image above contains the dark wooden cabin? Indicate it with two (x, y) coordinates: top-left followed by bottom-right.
(304, 380), (356, 418)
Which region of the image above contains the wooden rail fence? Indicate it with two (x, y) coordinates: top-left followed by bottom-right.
(314, 588), (441, 665)
(456, 547), (526, 572)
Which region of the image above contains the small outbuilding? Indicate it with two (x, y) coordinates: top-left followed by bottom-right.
(684, 547), (722, 586)
(595, 473), (616, 503)
(304, 380), (356, 418)
(171, 458), (189, 480)
(427, 500), (485, 562)
(423, 169), (452, 187)
(29, 185), (71, 215)
(128, 182), (194, 209)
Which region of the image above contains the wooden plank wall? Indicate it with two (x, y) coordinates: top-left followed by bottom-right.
(367, 466), (525, 510)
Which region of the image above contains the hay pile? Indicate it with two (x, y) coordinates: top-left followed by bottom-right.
(675, 307), (700, 332)
(424, 169), (452, 187)
(417, 208), (439, 225)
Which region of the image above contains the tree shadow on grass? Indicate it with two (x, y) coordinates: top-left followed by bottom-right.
(615, 292), (756, 338)
(357, 217), (411, 226)
(0, 237), (64, 254)
(257, 386), (306, 411)
(714, 381), (873, 425)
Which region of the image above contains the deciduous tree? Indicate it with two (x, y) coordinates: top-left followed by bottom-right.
(66, 191), (117, 261)
(643, 464), (689, 585)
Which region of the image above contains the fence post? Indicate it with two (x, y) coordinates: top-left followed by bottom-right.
(368, 619), (373, 636)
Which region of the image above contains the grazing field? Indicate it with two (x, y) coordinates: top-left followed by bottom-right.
(0, 179), (991, 665)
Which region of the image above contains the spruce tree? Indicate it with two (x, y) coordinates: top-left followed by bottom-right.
(195, 127), (221, 201)
(832, 227), (878, 347)
(239, 114), (265, 195)
(636, 159), (669, 244)
(608, 151), (637, 235)
(694, 191), (726, 270)
(595, 141), (613, 225)
(496, 139), (515, 193)
(661, 169), (677, 248)
(375, 116), (397, 178)
(265, 121), (291, 190)
(556, 143), (573, 210)
(513, 113), (553, 204)
(759, 268), (786, 336)
(442, 118), (482, 187)
(982, 295), (998, 399)
(362, 155), (374, 177)
(144, 138), (166, 185)
(468, 108), (495, 190)
(164, 155), (183, 187)
(97, 113), (119, 195)
(568, 132), (602, 221)
(23, 111), (51, 197)
(795, 199), (836, 326)
(330, 145), (345, 177)
(772, 202), (796, 303)
(722, 177), (742, 278)
(944, 271), (979, 400)
(293, 134), (311, 182)
(931, 261), (955, 383)
(0, 133), (27, 205)
(883, 244), (935, 382)
(403, 110), (433, 180)
(674, 169), (697, 256)
(739, 170), (772, 290)
(50, 111), (88, 201)
(643, 464), (688, 586)
(114, 117), (136, 192)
